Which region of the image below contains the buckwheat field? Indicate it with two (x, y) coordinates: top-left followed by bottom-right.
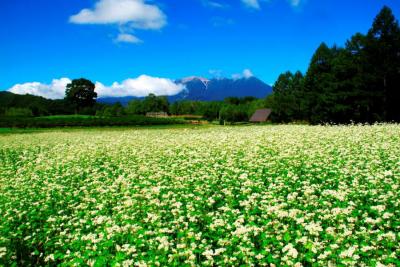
(0, 125), (399, 267)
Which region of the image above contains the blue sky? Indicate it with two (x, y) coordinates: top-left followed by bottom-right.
(1, 0), (399, 98)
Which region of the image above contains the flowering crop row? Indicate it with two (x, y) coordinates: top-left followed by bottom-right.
(0, 125), (399, 266)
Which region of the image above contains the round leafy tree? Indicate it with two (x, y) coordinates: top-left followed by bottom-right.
(65, 78), (97, 112)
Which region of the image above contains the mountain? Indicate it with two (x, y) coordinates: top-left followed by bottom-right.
(97, 96), (139, 106)
(98, 76), (273, 105)
(171, 76), (272, 102)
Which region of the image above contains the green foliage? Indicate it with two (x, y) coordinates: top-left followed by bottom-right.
(271, 71), (304, 122)
(65, 78), (97, 112)
(218, 97), (264, 123)
(0, 81), (102, 118)
(246, 99), (267, 118)
(224, 96), (257, 105)
(126, 94), (169, 115)
(126, 96), (267, 123)
(1, 81), (101, 117)
(169, 97), (268, 123)
(270, 6), (400, 124)
(0, 91), (74, 116)
(142, 94), (169, 113)
(4, 108), (33, 117)
(169, 101), (207, 116)
(97, 103), (126, 117)
(201, 102), (223, 122)
(365, 6), (400, 121)
(219, 104), (248, 123)
(303, 43), (339, 124)
(0, 115), (185, 128)
(126, 99), (144, 115)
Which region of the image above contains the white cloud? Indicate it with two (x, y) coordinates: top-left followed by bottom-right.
(69, 0), (166, 42)
(70, 0), (166, 29)
(8, 78), (71, 100)
(232, 69), (254, 79)
(115, 33), (142, 43)
(241, 0), (260, 9)
(243, 69), (254, 78)
(8, 76), (185, 99)
(95, 75), (185, 97)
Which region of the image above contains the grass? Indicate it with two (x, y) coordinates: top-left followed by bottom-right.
(0, 115), (186, 128)
(0, 123), (212, 135)
(37, 115), (97, 119)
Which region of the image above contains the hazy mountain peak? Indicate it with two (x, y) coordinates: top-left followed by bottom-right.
(181, 76), (210, 84)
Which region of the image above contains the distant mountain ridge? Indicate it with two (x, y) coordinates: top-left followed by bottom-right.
(98, 76), (273, 105)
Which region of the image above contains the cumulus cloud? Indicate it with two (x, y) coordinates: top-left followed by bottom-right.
(7, 76), (185, 99)
(8, 78), (71, 100)
(69, 0), (166, 43)
(70, 0), (166, 29)
(115, 33), (142, 43)
(241, 0), (260, 9)
(232, 69), (254, 79)
(95, 75), (185, 97)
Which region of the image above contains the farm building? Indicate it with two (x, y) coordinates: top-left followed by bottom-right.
(250, 109), (272, 122)
(146, 112), (168, 118)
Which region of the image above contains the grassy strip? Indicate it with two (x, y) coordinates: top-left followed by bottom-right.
(0, 115), (186, 128)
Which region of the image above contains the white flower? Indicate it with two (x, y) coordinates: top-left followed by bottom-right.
(282, 243), (298, 258)
(44, 254), (55, 262)
(0, 247), (6, 258)
(339, 246), (357, 258)
(122, 259), (134, 267)
(202, 249), (214, 260)
(305, 222), (323, 236)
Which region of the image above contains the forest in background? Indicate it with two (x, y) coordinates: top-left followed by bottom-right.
(270, 6), (400, 124)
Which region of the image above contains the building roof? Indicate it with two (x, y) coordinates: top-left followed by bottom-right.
(250, 108), (272, 122)
(146, 112), (168, 118)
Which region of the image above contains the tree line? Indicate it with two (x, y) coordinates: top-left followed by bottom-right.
(1, 76), (268, 123)
(269, 6), (400, 124)
(97, 94), (266, 123)
(0, 86), (267, 124)
(125, 95), (266, 123)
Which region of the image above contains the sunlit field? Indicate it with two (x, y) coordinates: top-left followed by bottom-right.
(0, 125), (399, 266)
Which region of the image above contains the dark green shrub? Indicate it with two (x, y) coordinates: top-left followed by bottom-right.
(5, 108), (33, 117)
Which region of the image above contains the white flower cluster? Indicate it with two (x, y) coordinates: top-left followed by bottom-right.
(0, 124), (399, 266)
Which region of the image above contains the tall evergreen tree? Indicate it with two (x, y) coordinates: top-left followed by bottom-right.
(303, 43), (338, 123)
(365, 6), (400, 121)
(271, 71), (304, 122)
(343, 33), (373, 122)
(269, 5), (400, 124)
